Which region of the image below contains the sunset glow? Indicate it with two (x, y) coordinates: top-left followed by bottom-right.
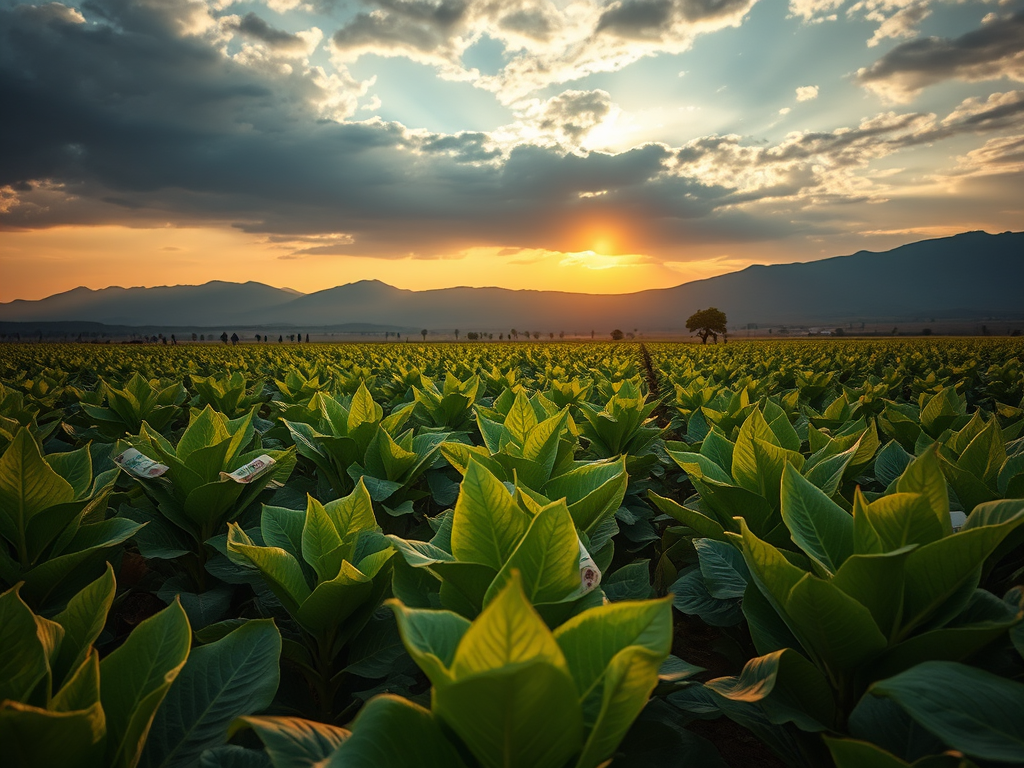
(1, 0), (1022, 301)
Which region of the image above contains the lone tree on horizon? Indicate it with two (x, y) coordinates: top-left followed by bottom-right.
(421, 329), (428, 341)
(686, 307), (728, 344)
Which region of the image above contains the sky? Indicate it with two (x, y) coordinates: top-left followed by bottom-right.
(1, 0), (1022, 301)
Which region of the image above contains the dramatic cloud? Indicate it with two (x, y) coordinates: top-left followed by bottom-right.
(1, 0), (1022, 291)
(223, 12), (318, 53)
(328, 0), (761, 102)
(864, 1), (931, 47)
(857, 11), (1024, 102)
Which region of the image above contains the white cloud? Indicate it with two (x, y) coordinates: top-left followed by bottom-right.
(796, 85), (819, 101)
(788, 0), (843, 21)
(865, 2), (931, 47)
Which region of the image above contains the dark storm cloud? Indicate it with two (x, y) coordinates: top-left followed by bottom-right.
(7, 0), (1017, 264)
(0, 0), (790, 257)
(497, 8), (554, 40)
(597, 0), (754, 39)
(421, 132), (502, 162)
(857, 12), (1024, 101)
(331, 0), (468, 58)
(226, 12), (308, 51)
(535, 90), (613, 141)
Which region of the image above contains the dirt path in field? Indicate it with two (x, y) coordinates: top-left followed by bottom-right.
(639, 343), (679, 437)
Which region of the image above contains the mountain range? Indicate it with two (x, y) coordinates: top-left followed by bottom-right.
(2, 231), (1021, 332)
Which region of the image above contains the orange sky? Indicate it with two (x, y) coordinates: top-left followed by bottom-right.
(0, 224), (776, 301)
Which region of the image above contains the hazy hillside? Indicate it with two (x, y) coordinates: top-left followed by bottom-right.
(0, 281), (298, 326)
(2, 231), (1020, 330)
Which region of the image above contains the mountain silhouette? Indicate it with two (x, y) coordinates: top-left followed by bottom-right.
(2, 231), (1020, 330)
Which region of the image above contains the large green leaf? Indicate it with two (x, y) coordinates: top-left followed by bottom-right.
(390, 601), (470, 686)
(780, 463), (853, 574)
(101, 599), (191, 768)
(0, 697), (106, 768)
(52, 564), (116, 686)
(648, 492), (728, 541)
(0, 428), (75, 556)
(901, 514), (1024, 637)
(176, 407), (230, 463)
(824, 736), (972, 768)
(141, 620), (281, 768)
(227, 525), (312, 615)
(436, 661), (583, 768)
(295, 561), (373, 635)
(544, 457), (628, 534)
(553, 597), (671, 710)
(830, 547), (915, 640)
(327, 694), (467, 768)
(858, 490), (945, 553)
(450, 458), (529, 571)
(484, 500), (581, 606)
(300, 498), (343, 582)
(705, 648), (836, 732)
(870, 661), (1024, 763)
(784, 574), (887, 676)
(871, 589), (1021, 680)
(895, 449), (952, 536)
(451, 572), (568, 678)
(0, 586), (52, 702)
(574, 646), (665, 768)
(231, 716), (349, 768)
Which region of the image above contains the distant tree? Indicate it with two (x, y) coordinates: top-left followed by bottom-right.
(220, 331), (229, 344)
(467, 332), (479, 341)
(454, 329), (459, 341)
(833, 328), (844, 337)
(171, 334), (177, 345)
(421, 329), (428, 341)
(306, 334), (310, 343)
(533, 331), (541, 340)
(626, 332), (635, 340)
(591, 330), (595, 339)
(892, 327), (898, 336)
(610, 329), (625, 341)
(981, 325), (990, 336)
(499, 333), (504, 340)
(686, 308), (728, 344)
(922, 328), (932, 336)
(549, 332), (554, 340)
(230, 333), (239, 345)
(510, 329), (517, 340)
(255, 334), (261, 342)
(1011, 329), (1021, 337)
(559, 331), (564, 339)
(192, 333), (198, 342)
(200, 334), (205, 341)
(278, 335), (283, 343)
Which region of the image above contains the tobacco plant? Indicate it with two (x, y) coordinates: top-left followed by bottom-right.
(226, 480), (395, 718)
(0, 428), (137, 610)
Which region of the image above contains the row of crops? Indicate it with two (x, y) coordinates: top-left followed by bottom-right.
(1, 339), (1022, 768)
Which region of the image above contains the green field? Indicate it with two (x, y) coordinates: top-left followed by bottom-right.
(1, 339), (1022, 768)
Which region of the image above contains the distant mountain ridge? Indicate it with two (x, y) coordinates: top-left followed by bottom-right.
(2, 231), (1021, 330)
